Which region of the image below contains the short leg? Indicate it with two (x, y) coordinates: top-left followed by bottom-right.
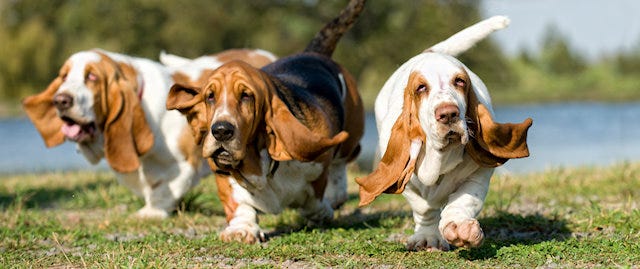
(300, 197), (334, 227)
(220, 204), (264, 244)
(439, 168), (492, 248)
(137, 162), (200, 219)
(323, 160), (348, 209)
(403, 182), (450, 251)
(115, 171), (170, 219)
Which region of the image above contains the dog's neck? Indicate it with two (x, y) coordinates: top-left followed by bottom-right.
(414, 144), (465, 186)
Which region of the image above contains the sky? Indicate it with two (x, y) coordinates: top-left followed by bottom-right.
(481, 0), (640, 60)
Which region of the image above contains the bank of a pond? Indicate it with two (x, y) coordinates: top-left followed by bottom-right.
(2, 102), (639, 175)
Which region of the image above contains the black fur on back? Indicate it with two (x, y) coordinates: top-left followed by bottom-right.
(262, 53), (346, 128)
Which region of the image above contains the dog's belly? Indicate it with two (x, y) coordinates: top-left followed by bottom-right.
(230, 160), (325, 214)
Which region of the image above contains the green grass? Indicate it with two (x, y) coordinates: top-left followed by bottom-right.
(1, 163), (639, 268)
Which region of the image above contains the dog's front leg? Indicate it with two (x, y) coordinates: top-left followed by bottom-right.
(403, 180), (450, 251)
(220, 203), (264, 243)
(439, 167), (493, 248)
(117, 171), (173, 219)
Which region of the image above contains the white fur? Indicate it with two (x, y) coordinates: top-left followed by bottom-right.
(376, 53), (494, 251)
(252, 49), (279, 63)
(221, 150), (333, 241)
(160, 50), (278, 83)
(161, 52), (224, 82)
(373, 17), (508, 250)
(427, 15), (510, 57)
(58, 50), (208, 219)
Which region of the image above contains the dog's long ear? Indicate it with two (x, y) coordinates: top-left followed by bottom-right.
(102, 66), (154, 173)
(166, 83), (208, 145)
(466, 85), (532, 167)
(356, 72), (426, 207)
(264, 79), (348, 162)
(22, 77), (66, 147)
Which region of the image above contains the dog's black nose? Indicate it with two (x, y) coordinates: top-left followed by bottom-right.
(211, 121), (235, 141)
(53, 93), (73, 111)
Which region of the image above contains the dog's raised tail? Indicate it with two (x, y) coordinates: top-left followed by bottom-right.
(304, 0), (366, 57)
(425, 15), (510, 57)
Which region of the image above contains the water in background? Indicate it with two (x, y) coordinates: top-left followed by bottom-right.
(2, 102), (640, 175)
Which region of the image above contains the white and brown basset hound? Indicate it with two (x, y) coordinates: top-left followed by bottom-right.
(356, 16), (532, 251)
(22, 48), (275, 219)
(166, 0), (365, 243)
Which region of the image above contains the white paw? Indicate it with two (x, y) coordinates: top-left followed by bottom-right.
(301, 201), (334, 226)
(219, 224), (264, 244)
(134, 207), (169, 219)
(441, 219), (484, 248)
(406, 227), (450, 251)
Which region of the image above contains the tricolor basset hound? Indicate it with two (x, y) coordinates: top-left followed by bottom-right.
(356, 16), (533, 251)
(166, 0), (366, 243)
(22, 48), (275, 219)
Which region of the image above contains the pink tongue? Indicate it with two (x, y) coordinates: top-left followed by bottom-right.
(61, 123), (82, 139)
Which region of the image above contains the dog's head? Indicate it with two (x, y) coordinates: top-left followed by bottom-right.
(22, 50), (153, 173)
(357, 53), (532, 206)
(167, 60), (347, 175)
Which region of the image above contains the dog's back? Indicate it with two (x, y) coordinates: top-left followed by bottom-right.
(262, 53), (346, 130)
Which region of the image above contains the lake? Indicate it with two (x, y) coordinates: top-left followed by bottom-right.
(2, 102), (640, 175)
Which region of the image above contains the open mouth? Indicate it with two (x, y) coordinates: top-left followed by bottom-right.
(211, 148), (237, 170)
(60, 116), (97, 143)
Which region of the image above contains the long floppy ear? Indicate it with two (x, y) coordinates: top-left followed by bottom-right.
(356, 73), (426, 207)
(264, 88), (348, 162)
(466, 86), (532, 167)
(102, 69), (154, 173)
(166, 83), (207, 145)
(22, 77), (65, 147)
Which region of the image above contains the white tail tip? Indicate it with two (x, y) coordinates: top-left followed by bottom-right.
(425, 15), (510, 57)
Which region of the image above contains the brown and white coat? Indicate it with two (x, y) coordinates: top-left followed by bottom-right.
(166, 54), (363, 243)
(356, 16), (532, 251)
(166, 0), (366, 243)
(22, 48), (275, 218)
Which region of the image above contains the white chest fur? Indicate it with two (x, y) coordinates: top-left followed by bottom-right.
(230, 157), (324, 214)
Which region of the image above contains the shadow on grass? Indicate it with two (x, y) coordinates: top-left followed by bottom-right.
(458, 211), (571, 260)
(263, 207), (412, 240)
(262, 198), (570, 260)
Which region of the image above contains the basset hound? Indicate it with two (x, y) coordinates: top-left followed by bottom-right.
(166, 0), (365, 243)
(22, 48), (275, 219)
(356, 16), (533, 251)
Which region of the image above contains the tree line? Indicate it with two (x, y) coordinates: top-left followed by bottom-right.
(1, 0), (639, 112)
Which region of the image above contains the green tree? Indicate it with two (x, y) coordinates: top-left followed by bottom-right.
(0, 0), (511, 110)
(538, 24), (586, 75)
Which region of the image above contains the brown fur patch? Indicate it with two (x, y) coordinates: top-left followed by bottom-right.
(178, 126), (201, 169)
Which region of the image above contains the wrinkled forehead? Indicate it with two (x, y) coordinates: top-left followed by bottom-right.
(411, 53), (466, 86)
(65, 51), (102, 79)
(206, 62), (261, 91)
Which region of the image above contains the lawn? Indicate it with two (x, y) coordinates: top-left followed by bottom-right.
(1, 163), (639, 268)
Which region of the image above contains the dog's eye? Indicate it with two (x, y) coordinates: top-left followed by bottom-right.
(206, 92), (215, 103)
(86, 72), (97, 82)
(454, 77), (466, 88)
(240, 92), (253, 102)
(416, 84), (427, 93)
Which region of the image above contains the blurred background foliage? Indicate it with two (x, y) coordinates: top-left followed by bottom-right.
(1, 0), (639, 115)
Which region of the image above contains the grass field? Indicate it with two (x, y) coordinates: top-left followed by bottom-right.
(1, 163), (639, 268)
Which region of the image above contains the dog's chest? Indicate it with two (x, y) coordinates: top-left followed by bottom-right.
(230, 160), (324, 214)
